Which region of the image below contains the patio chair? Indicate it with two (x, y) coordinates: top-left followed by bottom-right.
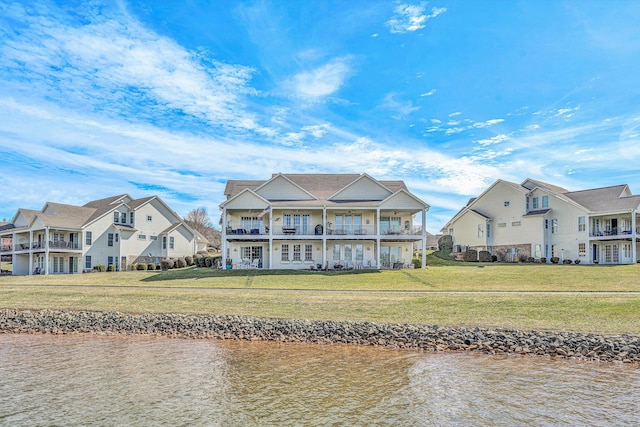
(250, 259), (260, 269)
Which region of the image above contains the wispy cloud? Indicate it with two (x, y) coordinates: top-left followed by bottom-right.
(420, 89), (437, 97)
(386, 2), (447, 34)
(283, 56), (354, 100)
(380, 93), (420, 119)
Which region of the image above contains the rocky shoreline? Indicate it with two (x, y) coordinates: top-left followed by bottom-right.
(1, 309), (638, 363)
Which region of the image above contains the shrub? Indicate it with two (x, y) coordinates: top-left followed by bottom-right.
(463, 249), (478, 262)
(176, 257), (187, 268)
(518, 254), (528, 263)
(550, 257), (559, 264)
(438, 235), (454, 252)
(540, 257), (547, 264)
(527, 257), (535, 263)
(205, 257), (214, 268)
(563, 259), (572, 264)
(185, 255), (193, 266)
(136, 263), (147, 271)
(491, 255), (498, 262)
(147, 262), (156, 271)
(107, 264), (115, 272)
(574, 259), (581, 265)
(412, 258), (421, 268)
(160, 259), (173, 270)
(128, 264), (136, 271)
(478, 250), (492, 262)
(94, 264), (106, 272)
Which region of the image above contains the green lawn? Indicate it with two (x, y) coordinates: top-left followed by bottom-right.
(1, 260), (640, 334)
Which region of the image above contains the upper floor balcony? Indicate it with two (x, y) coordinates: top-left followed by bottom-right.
(10, 240), (82, 252)
(590, 226), (640, 239)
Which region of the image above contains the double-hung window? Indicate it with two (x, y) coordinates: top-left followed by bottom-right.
(281, 244), (289, 261)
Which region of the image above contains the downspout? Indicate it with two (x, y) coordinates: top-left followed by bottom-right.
(268, 208), (273, 269)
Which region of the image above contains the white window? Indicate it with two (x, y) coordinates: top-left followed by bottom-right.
(532, 197), (539, 209)
(487, 223), (491, 238)
(534, 244), (542, 258)
(121, 212), (127, 224)
(578, 243), (586, 257)
(130, 212), (134, 224)
(281, 244), (289, 261)
(85, 255), (91, 269)
(304, 244), (313, 261)
(150, 235), (158, 240)
(85, 231), (92, 246)
(162, 236), (167, 249)
(551, 219), (558, 234)
(169, 237), (174, 249)
(147, 215), (153, 222)
(293, 244), (301, 261)
(552, 245), (558, 258)
(578, 216), (586, 232)
(355, 244), (364, 261)
(512, 221), (521, 227)
(108, 233), (114, 247)
(344, 244), (352, 261)
(542, 196), (549, 208)
(114, 212), (119, 223)
(497, 222), (506, 228)
(333, 244), (341, 261)
(623, 243), (632, 258)
(477, 224), (484, 237)
(504, 201), (510, 207)
(139, 234), (146, 240)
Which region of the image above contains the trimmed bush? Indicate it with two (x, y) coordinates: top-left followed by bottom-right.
(463, 249), (478, 262)
(478, 251), (492, 262)
(185, 255), (193, 266)
(563, 259), (573, 264)
(205, 257), (214, 268)
(136, 263), (147, 271)
(574, 259), (581, 265)
(491, 255), (498, 262)
(527, 257), (535, 263)
(94, 264), (106, 272)
(550, 257), (559, 264)
(147, 262), (156, 271)
(411, 258), (421, 268)
(107, 264), (115, 272)
(540, 257), (547, 264)
(160, 259), (173, 270)
(176, 257), (187, 268)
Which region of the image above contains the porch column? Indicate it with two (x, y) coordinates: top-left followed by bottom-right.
(28, 230), (33, 275)
(221, 208), (227, 266)
(632, 209), (637, 263)
(376, 207), (381, 269)
(422, 208), (428, 269)
(44, 226), (50, 275)
(322, 206), (326, 268)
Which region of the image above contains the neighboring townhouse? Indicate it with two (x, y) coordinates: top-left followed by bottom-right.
(0, 194), (198, 275)
(441, 178), (640, 265)
(220, 173), (430, 270)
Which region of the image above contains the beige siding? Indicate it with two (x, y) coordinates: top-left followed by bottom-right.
(256, 176), (314, 200)
(332, 177), (391, 201)
(380, 191), (425, 210)
(225, 191), (268, 209)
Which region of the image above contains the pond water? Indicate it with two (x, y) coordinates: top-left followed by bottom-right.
(0, 334), (638, 426)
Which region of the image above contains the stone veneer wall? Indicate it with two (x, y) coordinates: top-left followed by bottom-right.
(1, 309), (638, 363)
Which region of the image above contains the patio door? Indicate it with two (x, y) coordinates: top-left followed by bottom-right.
(381, 246), (402, 268)
(68, 257), (78, 273)
(241, 246), (263, 267)
(604, 244), (619, 264)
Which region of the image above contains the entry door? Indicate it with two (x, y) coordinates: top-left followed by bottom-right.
(604, 244), (619, 264)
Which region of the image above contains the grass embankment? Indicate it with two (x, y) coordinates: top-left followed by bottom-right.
(1, 256), (639, 334)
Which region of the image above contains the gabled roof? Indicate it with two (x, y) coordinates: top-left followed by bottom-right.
(564, 185), (640, 212)
(223, 173), (410, 205)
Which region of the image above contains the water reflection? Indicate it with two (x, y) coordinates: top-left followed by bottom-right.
(0, 334), (638, 426)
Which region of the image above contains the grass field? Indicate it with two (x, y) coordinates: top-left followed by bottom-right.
(1, 258), (639, 334)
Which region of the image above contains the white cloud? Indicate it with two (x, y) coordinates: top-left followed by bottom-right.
(386, 3), (446, 34)
(449, 111), (462, 117)
(380, 93), (420, 119)
(475, 134), (509, 146)
(285, 56), (354, 100)
(420, 89), (437, 97)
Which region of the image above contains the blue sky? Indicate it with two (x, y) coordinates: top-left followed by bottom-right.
(1, 0), (640, 233)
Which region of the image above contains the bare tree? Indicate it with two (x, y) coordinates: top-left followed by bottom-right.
(183, 208), (220, 250)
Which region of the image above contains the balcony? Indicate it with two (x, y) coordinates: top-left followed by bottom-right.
(590, 227), (640, 239)
(12, 241), (82, 251)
